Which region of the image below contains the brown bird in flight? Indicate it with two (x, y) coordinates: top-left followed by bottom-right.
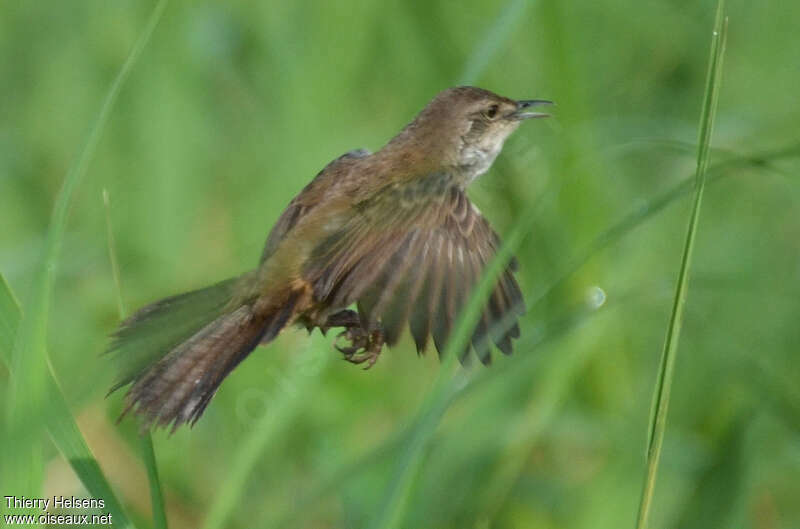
(108, 86), (552, 430)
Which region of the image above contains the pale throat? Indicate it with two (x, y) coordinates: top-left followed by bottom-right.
(457, 136), (507, 183)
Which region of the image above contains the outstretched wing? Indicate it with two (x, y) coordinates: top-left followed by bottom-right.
(303, 174), (524, 364)
(261, 149), (371, 263)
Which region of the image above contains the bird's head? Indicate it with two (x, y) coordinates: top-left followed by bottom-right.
(389, 86), (552, 183)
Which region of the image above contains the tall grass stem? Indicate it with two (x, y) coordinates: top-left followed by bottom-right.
(104, 189), (169, 529)
(635, 2), (728, 528)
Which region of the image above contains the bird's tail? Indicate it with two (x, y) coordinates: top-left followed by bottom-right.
(107, 274), (299, 431)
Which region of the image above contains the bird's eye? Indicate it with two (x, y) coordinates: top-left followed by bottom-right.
(485, 104), (499, 119)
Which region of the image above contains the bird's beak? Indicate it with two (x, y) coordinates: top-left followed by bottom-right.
(509, 99), (554, 120)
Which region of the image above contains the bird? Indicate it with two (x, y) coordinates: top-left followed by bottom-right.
(107, 86), (552, 431)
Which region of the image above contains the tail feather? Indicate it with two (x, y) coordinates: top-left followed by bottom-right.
(107, 277), (240, 393)
(109, 278), (301, 431)
(124, 305), (266, 430)
(177, 291), (300, 427)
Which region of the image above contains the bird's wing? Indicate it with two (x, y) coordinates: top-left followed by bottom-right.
(302, 174), (524, 364)
(260, 149), (371, 263)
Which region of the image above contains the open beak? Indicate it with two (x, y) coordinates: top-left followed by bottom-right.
(510, 99), (554, 120)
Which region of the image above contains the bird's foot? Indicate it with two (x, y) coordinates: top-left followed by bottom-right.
(318, 309), (385, 369)
(333, 322), (384, 370)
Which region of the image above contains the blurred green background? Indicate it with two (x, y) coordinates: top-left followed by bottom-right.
(1, 0), (799, 528)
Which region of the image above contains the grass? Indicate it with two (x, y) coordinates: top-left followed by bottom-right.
(0, 275), (133, 527)
(635, 2), (728, 527)
(366, 0), (540, 524)
(1, 0), (165, 525)
(203, 2), (544, 527)
(104, 188), (169, 529)
(457, 0), (531, 85)
(7, 131), (783, 527)
(256, 131), (800, 526)
(200, 346), (331, 529)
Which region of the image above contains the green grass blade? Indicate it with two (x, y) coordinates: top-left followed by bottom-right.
(104, 189), (169, 529)
(635, 3), (728, 529)
(139, 435), (168, 529)
(104, 189), (127, 319)
(367, 193), (542, 529)
(260, 138), (799, 529)
(201, 349), (331, 529)
(262, 433), (405, 528)
(7, 0), (167, 419)
(0, 274), (21, 356)
(2, 0), (165, 522)
(458, 0), (531, 85)
(527, 140), (800, 311)
(366, 3), (544, 523)
(44, 375), (136, 528)
(0, 273), (135, 528)
(264, 301), (600, 529)
(263, 298), (603, 529)
(364, 356), (462, 529)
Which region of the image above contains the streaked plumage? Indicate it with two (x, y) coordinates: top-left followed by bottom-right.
(108, 86), (551, 430)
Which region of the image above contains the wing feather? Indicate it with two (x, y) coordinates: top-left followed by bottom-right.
(261, 148), (371, 264)
(303, 177), (524, 363)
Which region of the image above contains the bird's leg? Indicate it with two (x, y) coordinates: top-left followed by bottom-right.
(339, 328), (384, 370)
(319, 310), (385, 369)
(321, 309), (361, 330)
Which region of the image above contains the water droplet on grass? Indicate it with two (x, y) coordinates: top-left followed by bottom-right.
(586, 286), (606, 309)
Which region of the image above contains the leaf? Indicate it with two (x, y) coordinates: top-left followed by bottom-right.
(635, 3), (728, 528)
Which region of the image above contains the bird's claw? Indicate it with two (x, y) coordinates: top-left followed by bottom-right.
(334, 327), (384, 370)
(334, 327), (367, 355)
